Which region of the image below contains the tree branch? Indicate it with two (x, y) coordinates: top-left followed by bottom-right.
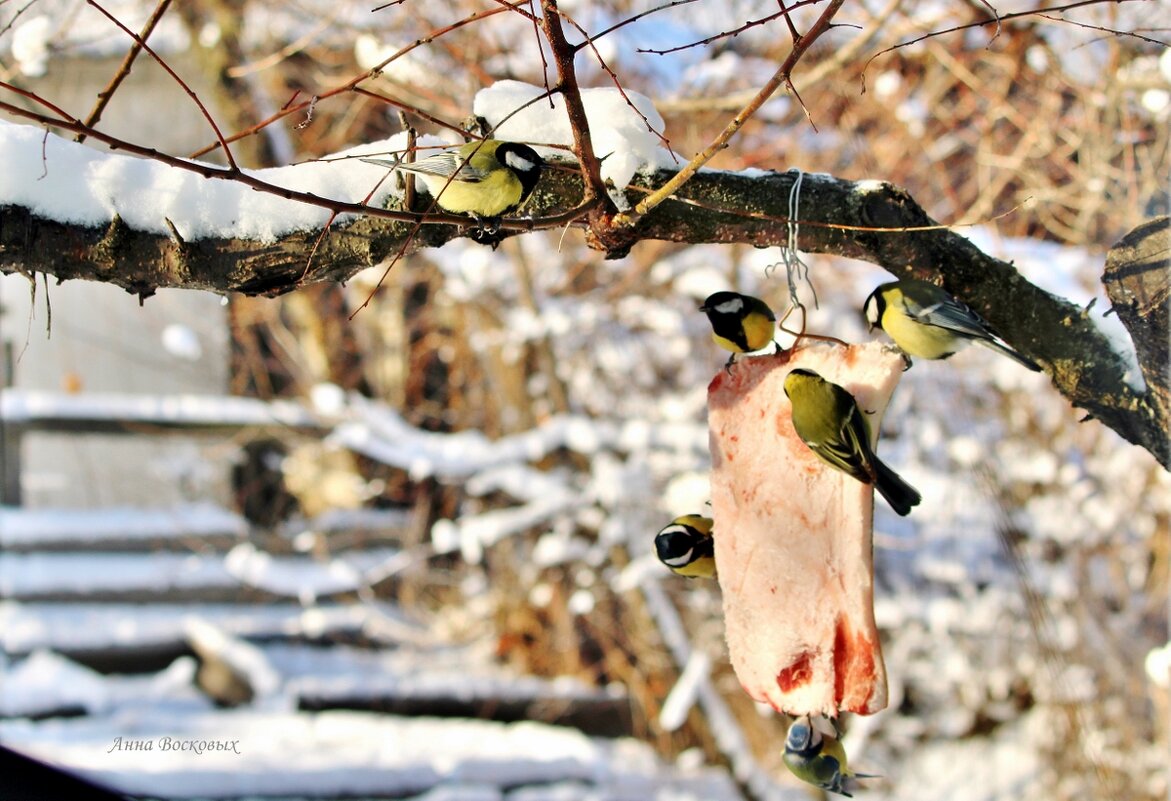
(3, 167), (1165, 468)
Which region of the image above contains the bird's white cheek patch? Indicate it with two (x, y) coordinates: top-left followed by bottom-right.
(707, 341), (904, 717)
(714, 298), (744, 315)
(863, 300), (879, 326)
(505, 152), (537, 172)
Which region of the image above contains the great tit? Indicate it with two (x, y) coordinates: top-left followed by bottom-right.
(783, 368), (921, 517)
(654, 515), (716, 578)
(783, 715), (878, 797)
(362, 139), (545, 219)
(698, 291), (779, 367)
(863, 279), (1040, 371)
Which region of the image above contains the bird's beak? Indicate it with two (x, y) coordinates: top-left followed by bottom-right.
(698, 304), (708, 312)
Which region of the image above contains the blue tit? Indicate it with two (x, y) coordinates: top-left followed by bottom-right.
(363, 139), (544, 219)
(783, 715), (878, 798)
(655, 515), (716, 578)
(699, 291), (779, 367)
(783, 368), (921, 516)
(863, 279), (1040, 371)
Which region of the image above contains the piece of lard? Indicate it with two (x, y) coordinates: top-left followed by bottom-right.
(708, 342), (904, 717)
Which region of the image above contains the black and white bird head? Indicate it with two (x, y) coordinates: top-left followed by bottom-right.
(496, 142), (545, 199)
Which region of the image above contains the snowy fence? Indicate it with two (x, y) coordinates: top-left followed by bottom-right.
(0, 388), (325, 505)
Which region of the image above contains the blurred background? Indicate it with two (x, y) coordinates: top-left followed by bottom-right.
(1, 1), (1168, 799)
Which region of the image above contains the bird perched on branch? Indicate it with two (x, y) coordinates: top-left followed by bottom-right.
(863, 279), (1041, 371)
(362, 139), (545, 221)
(783, 368), (921, 516)
(783, 714), (879, 797)
(698, 291), (779, 368)
(654, 514), (716, 578)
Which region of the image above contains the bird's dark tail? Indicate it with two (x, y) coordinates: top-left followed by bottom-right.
(979, 338), (1042, 372)
(873, 457), (921, 517)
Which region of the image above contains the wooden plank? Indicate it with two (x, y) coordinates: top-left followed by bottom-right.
(0, 548), (402, 602)
(0, 389), (325, 436)
(0, 503), (248, 551)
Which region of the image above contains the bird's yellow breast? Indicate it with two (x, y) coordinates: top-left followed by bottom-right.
(428, 169), (525, 217)
(675, 556), (716, 578)
(882, 306), (959, 359)
(741, 311), (777, 352)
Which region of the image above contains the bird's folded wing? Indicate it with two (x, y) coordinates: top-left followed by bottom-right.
(398, 152), (487, 182)
(912, 298), (992, 338)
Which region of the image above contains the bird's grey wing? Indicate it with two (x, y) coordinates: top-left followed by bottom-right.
(817, 406), (874, 486)
(397, 152), (488, 183)
(906, 296), (994, 339)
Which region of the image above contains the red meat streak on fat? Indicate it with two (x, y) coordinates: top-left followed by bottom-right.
(776, 652), (813, 692)
(775, 617), (879, 709)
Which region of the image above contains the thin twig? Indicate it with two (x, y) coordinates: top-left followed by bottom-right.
(776, 0), (802, 42)
(638, 9), (790, 54)
(863, 0), (1164, 80)
(614, 0), (847, 227)
(557, 11), (674, 154)
(352, 87), (469, 136)
(528, 0), (553, 104)
(86, 0), (237, 170)
(972, 0), (1003, 46)
(187, 2), (524, 159)
(399, 112), (417, 211)
(77, 0), (173, 144)
(1034, 11), (1169, 46)
(0, 0), (38, 40)
(580, 0), (701, 47)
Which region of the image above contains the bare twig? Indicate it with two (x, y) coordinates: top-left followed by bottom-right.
(86, 0), (238, 170)
(1034, 11), (1170, 46)
(352, 87), (469, 136)
(556, 11), (674, 154)
(637, 8), (790, 54)
(657, 0), (901, 111)
(77, 0), (173, 144)
(614, 0), (847, 227)
(0, 0), (38, 39)
(528, 0), (553, 103)
(777, 0), (802, 43)
(970, 0), (1003, 46)
(187, 2), (525, 159)
(863, 0), (1165, 80)
(579, 0), (701, 46)
(399, 112), (417, 212)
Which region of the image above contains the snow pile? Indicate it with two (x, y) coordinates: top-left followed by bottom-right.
(0, 121), (414, 242)
(0, 708), (745, 800)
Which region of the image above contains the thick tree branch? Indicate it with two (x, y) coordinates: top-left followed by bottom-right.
(2, 167), (1165, 467)
(1104, 216), (1169, 453)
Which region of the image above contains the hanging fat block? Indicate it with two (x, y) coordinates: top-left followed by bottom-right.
(708, 342), (905, 717)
